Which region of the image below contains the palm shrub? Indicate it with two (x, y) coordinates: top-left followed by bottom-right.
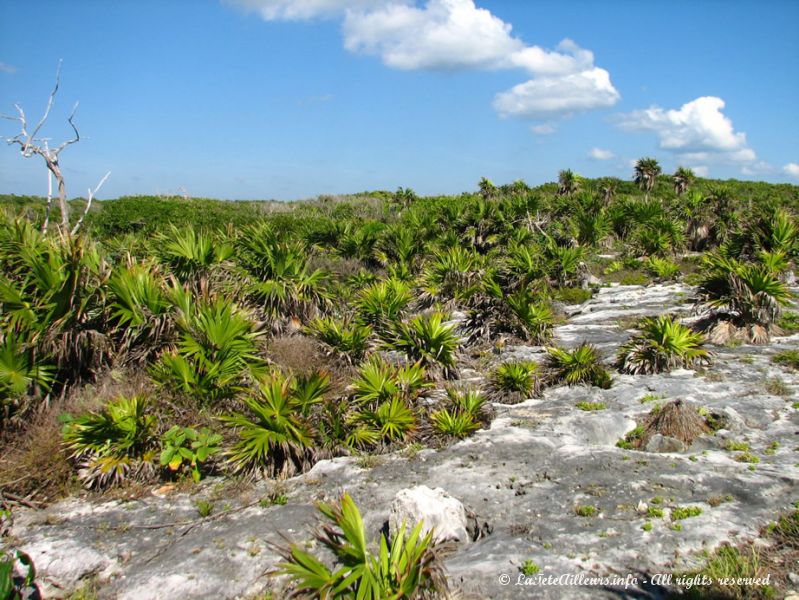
(464, 277), (554, 345)
(634, 217), (685, 256)
(755, 208), (798, 257)
(346, 357), (428, 449)
(355, 279), (413, 334)
(697, 253), (794, 343)
(420, 246), (485, 306)
(307, 316), (372, 364)
(0, 332), (55, 418)
(544, 240), (586, 287)
(62, 395), (157, 489)
(431, 388), (487, 439)
(487, 361), (541, 403)
(156, 225), (233, 284)
(107, 258), (174, 361)
(236, 226), (329, 331)
(617, 315), (710, 375)
(384, 313), (460, 379)
(644, 256), (681, 281)
(151, 296), (265, 403)
(0, 229), (112, 387)
(275, 492), (449, 599)
(545, 343), (612, 388)
(222, 370), (329, 477)
(572, 209), (611, 248)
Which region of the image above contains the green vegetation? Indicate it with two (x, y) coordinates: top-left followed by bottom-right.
(671, 506), (703, 521)
(519, 560), (540, 576)
(275, 493), (448, 598)
(0, 171), (796, 509)
(545, 343), (612, 389)
(574, 505), (599, 517)
(575, 401), (606, 411)
(772, 349), (799, 370)
(617, 315), (710, 374)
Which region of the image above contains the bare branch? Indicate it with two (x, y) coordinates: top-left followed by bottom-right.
(27, 59), (62, 146)
(71, 171), (111, 235)
(54, 101), (80, 155)
(42, 148), (53, 233)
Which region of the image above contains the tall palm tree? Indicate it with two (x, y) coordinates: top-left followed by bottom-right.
(633, 157), (662, 200)
(672, 167), (695, 196)
(557, 169), (580, 197)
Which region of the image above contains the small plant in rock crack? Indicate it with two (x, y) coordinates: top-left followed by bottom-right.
(487, 361), (542, 404)
(273, 492), (450, 599)
(545, 343), (612, 389)
(644, 256), (681, 281)
(671, 506), (702, 521)
(431, 388), (487, 439)
(772, 350), (799, 371)
(195, 499), (214, 518)
(519, 560), (540, 576)
(160, 426), (222, 483)
(575, 401), (606, 411)
(575, 505), (599, 517)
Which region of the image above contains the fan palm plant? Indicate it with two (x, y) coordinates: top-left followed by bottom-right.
(222, 370), (328, 477)
(355, 279), (413, 334)
(697, 253), (794, 343)
(545, 343), (612, 388)
(151, 296), (265, 403)
(487, 361), (541, 403)
(275, 493), (449, 599)
(307, 316), (372, 364)
(634, 157), (662, 200)
(156, 225), (232, 285)
(672, 167), (695, 196)
(384, 313), (460, 379)
(617, 315), (710, 374)
(557, 169), (581, 197)
(420, 246), (485, 306)
(62, 395), (157, 489)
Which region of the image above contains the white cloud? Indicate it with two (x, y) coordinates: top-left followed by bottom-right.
(224, 0), (384, 20)
(493, 67), (619, 119)
(531, 123), (555, 135)
(343, 0), (522, 70)
(231, 0), (619, 121)
(616, 96), (756, 165)
(0, 61), (17, 74)
(692, 166), (709, 177)
(784, 163), (799, 178)
(588, 147), (614, 160)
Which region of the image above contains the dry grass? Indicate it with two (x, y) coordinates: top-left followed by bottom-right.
(267, 334), (355, 397)
(640, 399), (711, 447)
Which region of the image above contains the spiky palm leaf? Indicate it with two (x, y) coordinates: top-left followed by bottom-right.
(384, 313), (460, 379)
(545, 343), (612, 388)
(222, 371), (327, 477)
(617, 315), (710, 375)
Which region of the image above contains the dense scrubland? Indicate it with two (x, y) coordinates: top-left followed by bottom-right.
(2, 164), (799, 598)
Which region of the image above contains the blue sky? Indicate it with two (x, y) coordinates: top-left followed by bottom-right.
(1, 0), (798, 200)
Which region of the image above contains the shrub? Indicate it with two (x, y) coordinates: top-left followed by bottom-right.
(617, 315), (710, 375)
(554, 286), (593, 305)
(275, 493), (449, 599)
(772, 350), (799, 371)
(545, 343), (612, 388)
(384, 313), (460, 379)
(644, 256), (680, 280)
(159, 426), (222, 482)
(62, 395), (157, 489)
(487, 362), (541, 403)
(221, 370), (329, 477)
(151, 296), (265, 403)
(307, 316), (372, 364)
(355, 279), (413, 333)
(431, 388), (487, 439)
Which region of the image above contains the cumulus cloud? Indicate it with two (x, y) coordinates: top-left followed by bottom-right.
(692, 166), (709, 177)
(230, 0), (619, 122)
(531, 123), (556, 135)
(494, 66), (619, 119)
(784, 163), (799, 178)
(588, 147), (614, 160)
(224, 0), (383, 20)
(616, 96), (756, 164)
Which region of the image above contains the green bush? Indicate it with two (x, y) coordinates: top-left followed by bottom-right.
(545, 343), (612, 388)
(617, 315), (710, 374)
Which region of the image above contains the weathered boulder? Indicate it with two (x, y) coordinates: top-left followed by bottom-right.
(389, 486), (469, 544)
(645, 433), (687, 453)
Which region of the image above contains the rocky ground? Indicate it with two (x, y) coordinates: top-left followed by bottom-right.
(7, 283), (799, 599)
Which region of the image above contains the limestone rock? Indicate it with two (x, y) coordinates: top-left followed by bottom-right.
(389, 486), (469, 545)
(645, 433), (686, 453)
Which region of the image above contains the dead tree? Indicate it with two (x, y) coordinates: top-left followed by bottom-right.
(2, 61), (109, 235)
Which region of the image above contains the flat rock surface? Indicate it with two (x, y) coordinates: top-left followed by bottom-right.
(8, 283), (799, 599)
